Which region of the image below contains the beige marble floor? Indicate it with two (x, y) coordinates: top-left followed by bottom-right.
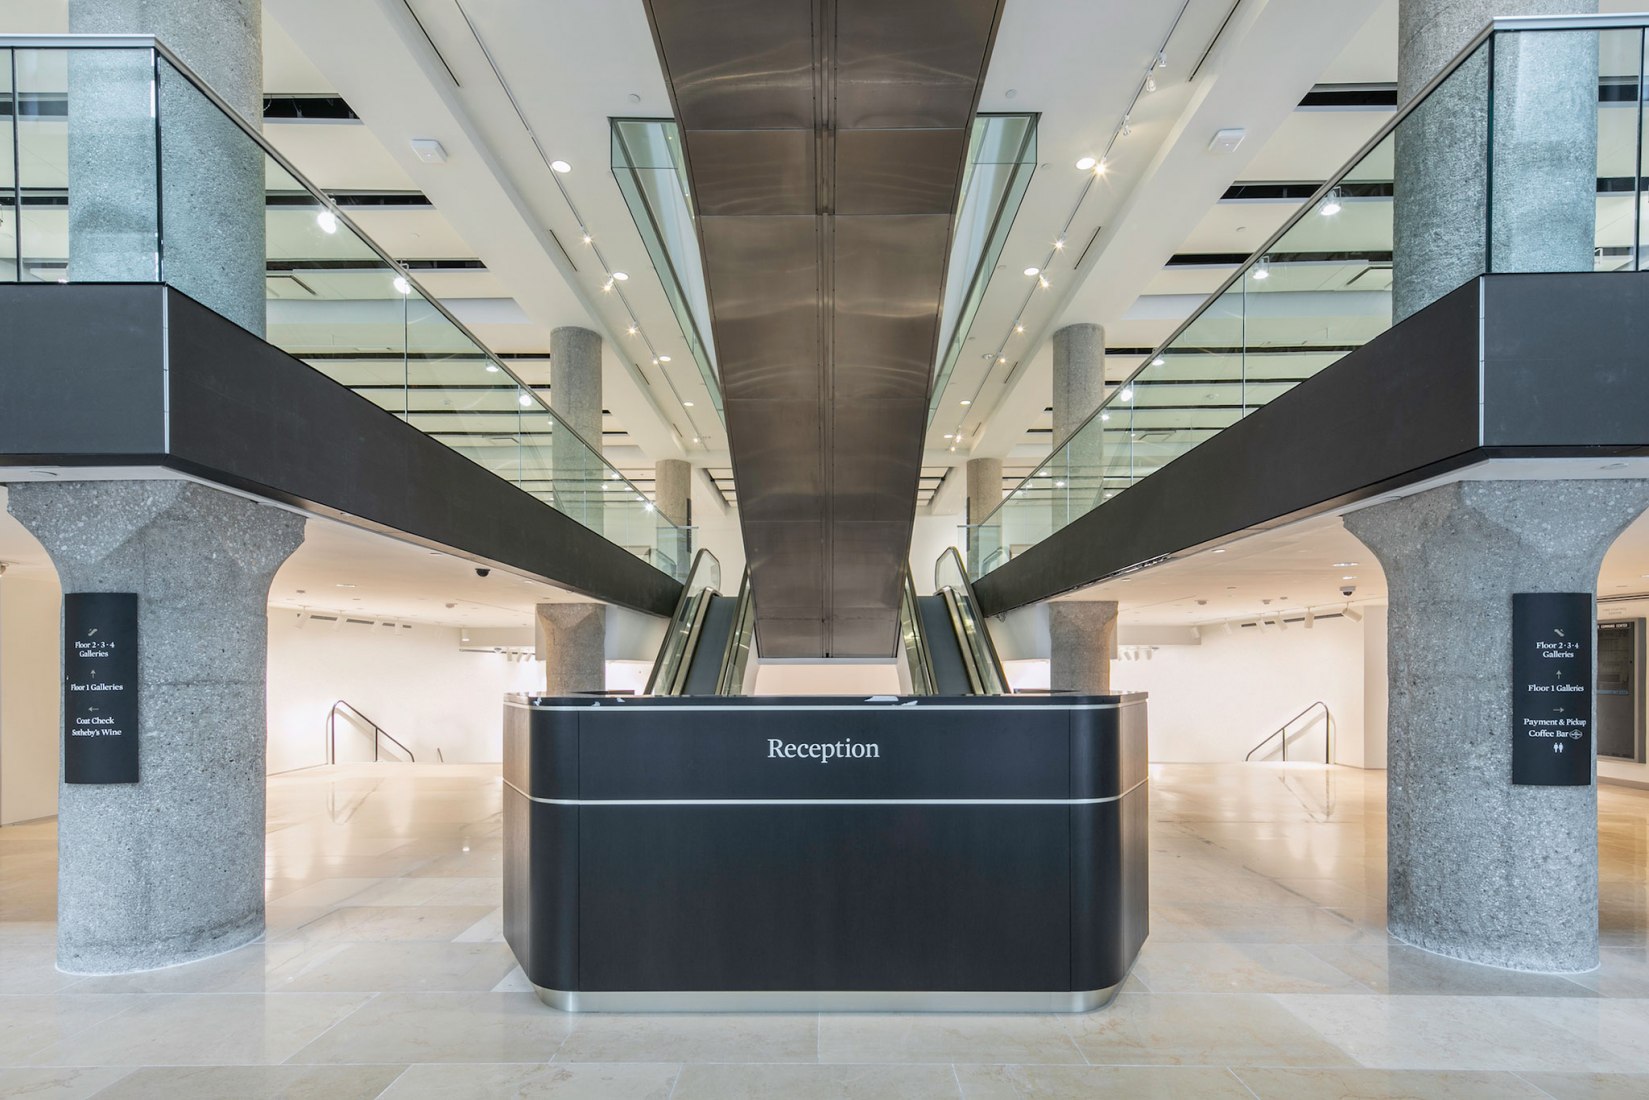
(1, 762), (1647, 1098)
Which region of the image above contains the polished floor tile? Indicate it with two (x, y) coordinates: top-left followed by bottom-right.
(3, 761), (1649, 1096)
(380, 1061), (677, 1099)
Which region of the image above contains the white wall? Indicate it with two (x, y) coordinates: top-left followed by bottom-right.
(909, 513), (965, 593)
(1003, 612), (1384, 766)
(0, 565), (62, 824)
(266, 611), (542, 772)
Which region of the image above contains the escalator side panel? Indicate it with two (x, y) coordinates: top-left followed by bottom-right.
(916, 595), (972, 696)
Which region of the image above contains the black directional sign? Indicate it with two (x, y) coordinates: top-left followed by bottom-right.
(63, 593), (139, 785)
(1512, 592), (1592, 786)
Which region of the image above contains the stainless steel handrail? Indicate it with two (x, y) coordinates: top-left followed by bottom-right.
(935, 547), (1010, 694)
(900, 571), (939, 696)
(974, 13), (1646, 532)
(326, 700), (415, 764)
(714, 568), (755, 696)
(0, 33), (674, 533)
(1244, 701), (1332, 763)
(645, 548), (721, 695)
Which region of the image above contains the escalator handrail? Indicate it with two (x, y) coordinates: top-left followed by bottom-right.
(939, 588), (986, 695)
(645, 548), (722, 695)
(934, 547), (1010, 694)
(714, 568), (755, 696)
(901, 570), (939, 696)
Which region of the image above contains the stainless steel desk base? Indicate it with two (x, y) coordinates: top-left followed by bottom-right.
(532, 983), (1125, 1014)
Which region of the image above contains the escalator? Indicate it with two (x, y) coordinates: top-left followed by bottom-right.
(900, 548), (1010, 696)
(646, 551), (756, 696)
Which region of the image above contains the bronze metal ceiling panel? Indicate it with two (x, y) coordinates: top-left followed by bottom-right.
(645, 0), (1004, 657)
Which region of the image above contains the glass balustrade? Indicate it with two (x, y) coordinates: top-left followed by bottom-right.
(969, 18), (1649, 579)
(0, 39), (688, 581)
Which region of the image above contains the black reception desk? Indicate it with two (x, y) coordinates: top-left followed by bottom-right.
(502, 693), (1149, 1012)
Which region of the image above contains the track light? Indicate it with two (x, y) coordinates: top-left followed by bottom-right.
(1252, 255), (1271, 281)
(1145, 74), (1157, 93)
(1121, 116), (1132, 137)
(517, 393), (533, 407)
(316, 210), (338, 235)
(1304, 609), (1316, 630)
(1343, 605), (1363, 623)
(1320, 187), (1343, 217)
(1037, 275), (1051, 289)
(392, 275), (412, 295)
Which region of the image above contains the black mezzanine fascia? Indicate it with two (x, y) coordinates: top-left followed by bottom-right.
(972, 272), (1649, 617)
(0, 284), (681, 617)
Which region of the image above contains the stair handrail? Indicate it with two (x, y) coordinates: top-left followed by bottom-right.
(326, 700), (415, 764)
(1244, 700), (1331, 763)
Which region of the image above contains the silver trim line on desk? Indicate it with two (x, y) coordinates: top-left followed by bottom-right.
(506, 700), (1143, 713)
(502, 776), (1148, 808)
(531, 983), (1125, 1014)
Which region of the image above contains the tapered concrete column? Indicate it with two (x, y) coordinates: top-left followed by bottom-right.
(5, 480), (304, 973)
(1049, 601), (1118, 695)
(69, 0), (266, 334)
(1394, 0), (1597, 321)
(536, 603), (606, 695)
(654, 459), (692, 574)
(550, 326), (603, 527)
(965, 457), (1003, 573)
(1051, 323), (1106, 522)
(1345, 480), (1649, 971)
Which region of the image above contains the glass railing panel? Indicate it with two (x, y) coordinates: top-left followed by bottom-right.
(17, 47), (158, 285)
(404, 289), (522, 478)
(1641, 31), (1649, 271)
(610, 118), (721, 417)
(969, 33), (1503, 579)
(1, 50), (15, 281)
(1593, 29), (1643, 270)
(261, 156), (409, 410)
(929, 113), (1038, 419)
(1487, 28), (1604, 275)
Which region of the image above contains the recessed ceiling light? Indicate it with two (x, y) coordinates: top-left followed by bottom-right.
(691, 436), (701, 444)
(612, 271), (629, 281)
(960, 399), (971, 406)
(315, 210), (338, 235)
(1152, 357), (1165, 366)
(485, 364), (499, 373)
(1332, 562), (1358, 568)
(1023, 266), (1040, 277)
(337, 583), (357, 588)
(683, 400), (694, 407)
(658, 354), (671, 362)
(551, 160), (571, 173)
(1212, 548), (1226, 554)
(1341, 575), (1356, 580)
(1118, 387), (1134, 402)
(1075, 156), (1097, 171)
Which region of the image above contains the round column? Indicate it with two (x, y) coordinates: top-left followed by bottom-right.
(550, 326), (604, 528)
(1394, 0), (1598, 321)
(965, 457), (1003, 573)
(1051, 323), (1106, 523)
(7, 481), (304, 972)
(1345, 479), (1649, 971)
(69, 0), (267, 334)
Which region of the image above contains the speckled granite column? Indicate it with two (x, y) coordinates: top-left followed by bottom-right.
(1049, 600), (1117, 696)
(5, 480), (305, 973)
(69, 0), (266, 334)
(550, 326), (604, 530)
(965, 457), (1003, 573)
(1345, 480), (1649, 971)
(654, 459), (691, 573)
(1394, 0), (1597, 321)
(536, 603), (606, 695)
(1052, 324), (1107, 526)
